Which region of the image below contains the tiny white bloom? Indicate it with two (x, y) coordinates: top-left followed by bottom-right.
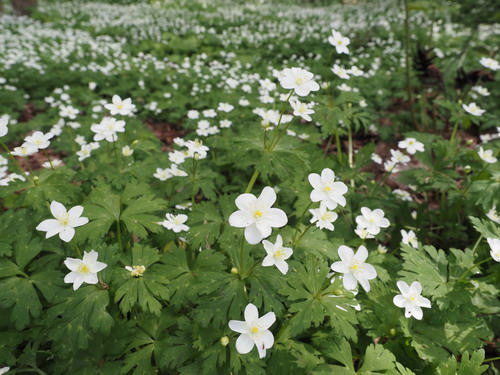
(309, 203), (338, 231)
(330, 245), (377, 292)
(104, 95), (135, 116)
(290, 99), (314, 121)
(0, 114), (10, 137)
(479, 57), (500, 71)
(228, 303), (276, 359)
(331, 64), (350, 79)
(278, 67), (320, 97)
(398, 137), (424, 154)
(328, 30), (350, 54)
(354, 226), (375, 239)
(393, 281), (431, 320)
(463, 102), (485, 117)
(261, 235), (293, 274)
(308, 168), (348, 210)
(36, 201), (89, 242)
(486, 206), (500, 224)
(64, 250), (107, 290)
(355, 207), (390, 235)
(228, 186), (288, 245)
(477, 147), (497, 163)
(122, 145), (134, 156)
(401, 229), (418, 248)
(125, 265), (146, 277)
(487, 238), (500, 262)
(160, 213), (189, 233)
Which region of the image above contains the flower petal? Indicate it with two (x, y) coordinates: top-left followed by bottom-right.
(258, 312), (276, 330)
(244, 303), (259, 322)
(235, 194), (257, 211)
(228, 320), (249, 334)
(59, 226), (75, 242)
(50, 201), (67, 220)
(244, 224), (263, 244)
(229, 210), (253, 228)
(338, 245), (354, 262)
(258, 186), (276, 208)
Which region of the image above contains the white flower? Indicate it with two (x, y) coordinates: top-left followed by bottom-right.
(91, 117), (125, 142)
(472, 86), (490, 96)
(278, 67), (320, 97)
(328, 30), (350, 54)
(36, 201), (89, 242)
(220, 119), (232, 128)
(104, 95), (135, 116)
(187, 110), (199, 119)
(25, 131), (53, 150)
(479, 57), (500, 71)
(77, 144), (93, 161)
(309, 203), (338, 231)
(390, 149), (410, 164)
(330, 245), (377, 292)
(125, 265), (146, 277)
(160, 213), (189, 233)
(487, 238), (500, 262)
(401, 229), (418, 248)
(122, 145), (134, 156)
(393, 189), (412, 202)
(398, 137), (424, 154)
(218, 103), (234, 112)
(308, 168), (348, 210)
(348, 66), (364, 77)
(290, 99), (314, 121)
(11, 143), (37, 157)
(168, 150), (187, 164)
(42, 159), (63, 169)
(331, 64), (350, 79)
(186, 139), (209, 159)
(0, 367), (9, 374)
(486, 206), (500, 224)
(393, 281), (431, 320)
(462, 102), (485, 117)
(261, 235), (293, 274)
(0, 114), (9, 137)
(64, 250), (107, 290)
(228, 186), (288, 245)
(354, 226), (375, 239)
(477, 147), (497, 163)
(59, 105), (78, 119)
(228, 303), (276, 359)
(355, 207), (390, 235)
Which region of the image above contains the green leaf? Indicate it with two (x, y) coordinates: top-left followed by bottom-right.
(437, 350), (489, 375)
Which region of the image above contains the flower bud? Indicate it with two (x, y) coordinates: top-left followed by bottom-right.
(231, 267), (238, 274)
(220, 336), (229, 346)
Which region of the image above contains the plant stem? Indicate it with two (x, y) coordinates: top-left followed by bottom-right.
(116, 220), (124, 252)
(450, 118), (460, 143)
(245, 170), (259, 193)
(471, 235), (483, 254)
(483, 356), (500, 363)
(457, 256), (490, 283)
(335, 126), (343, 163)
(42, 149), (54, 170)
(292, 223), (313, 247)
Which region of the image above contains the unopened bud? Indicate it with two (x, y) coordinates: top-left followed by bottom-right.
(231, 267), (238, 274)
(220, 336), (229, 346)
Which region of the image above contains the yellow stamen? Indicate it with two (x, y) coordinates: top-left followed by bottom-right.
(79, 264), (90, 274)
(254, 210), (263, 218)
(251, 326), (259, 334)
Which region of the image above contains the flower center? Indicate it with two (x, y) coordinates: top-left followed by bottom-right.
(117, 104), (123, 109)
(274, 249), (285, 258)
(254, 210), (263, 218)
(295, 77), (305, 85)
(351, 264), (359, 270)
(59, 214), (70, 226)
(250, 326), (259, 334)
(78, 264), (90, 274)
(324, 186), (331, 192)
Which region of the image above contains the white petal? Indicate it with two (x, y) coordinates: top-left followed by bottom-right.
(59, 227), (75, 242)
(244, 224), (263, 244)
(410, 281), (422, 294)
(50, 201), (67, 219)
(321, 168), (335, 181)
(68, 205), (84, 220)
(83, 250), (99, 264)
(307, 173), (321, 188)
(417, 296), (431, 308)
(258, 312), (276, 330)
(64, 271), (77, 283)
(64, 258), (81, 272)
(84, 273), (99, 285)
(260, 329), (274, 349)
(310, 189), (325, 203)
(338, 246), (354, 262)
(393, 295), (406, 308)
(228, 320), (249, 334)
(258, 186), (276, 207)
(411, 306), (423, 320)
(244, 303), (259, 322)
(354, 246), (368, 263)
(343, 273), (358, 290)
(229, 210), (253, 228)
(357, 277), (371, 292)
(275, 260), (289, 274)
(235, 194), (257, 211)
(362, 263), (377, 280)
(262, 255), (275, 267)
(330, 261), (349, 274)
(263, 208), (287, 228)
(71, 216), (89, 228)
(255, 221), (272, 240)
(36, 219), (60, 233)
(72, 275), (85, 290)
(396, 280), (410, 294)
(91, 261), (107, 273)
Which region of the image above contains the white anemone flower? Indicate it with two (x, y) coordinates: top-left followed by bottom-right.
(278, 67), (320, 97)
(104, 95), (135, 116)
(398, 137), (424, 154)
(355, 207), (390, 235)
(261, 235), (293, 274)
(393, 281), (431, 320)
(228, 303), (276, 359)
(308, 168), (348, 210)
(64, 250), (107, 290)
(401, 229), (418, 248)
(487, 238), (500, 262)
(330, 245), (377, 292)
(36, 201), (89, 242)
(229, 186), (288, 245)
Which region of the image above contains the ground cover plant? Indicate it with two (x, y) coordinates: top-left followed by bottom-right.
(0, 0), (499, 373)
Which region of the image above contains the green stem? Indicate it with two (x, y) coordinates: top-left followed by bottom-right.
(238, 234), (245, 270)
(483, 356), (500, 363)
(191, 158), (198, 204)
(471, 235), (483, 254)
(450, 118), (460, 143)
(292, 223), (314, 247)
(245, 170), (259, 194)
(335, 126), (343, 163)
(42, 149), (54, 170)
(457, 256), (490, 283)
